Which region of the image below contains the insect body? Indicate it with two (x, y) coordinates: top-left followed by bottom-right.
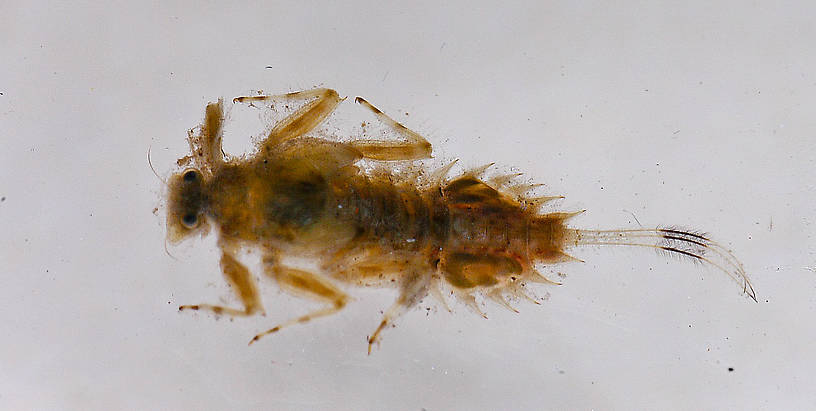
(166, 88), (755, 353)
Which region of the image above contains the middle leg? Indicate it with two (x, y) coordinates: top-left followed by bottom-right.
(234, 88), (344, 151)
(249, 256), (350, 345)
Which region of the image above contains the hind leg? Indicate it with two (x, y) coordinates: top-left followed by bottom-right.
(349, 97), (432, 161)
(368, 271), (430, 354)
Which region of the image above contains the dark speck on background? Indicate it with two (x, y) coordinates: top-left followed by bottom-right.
(728, 367), (734, 372)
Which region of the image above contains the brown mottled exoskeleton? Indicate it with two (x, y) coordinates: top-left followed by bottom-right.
(166, 88), (756, 353)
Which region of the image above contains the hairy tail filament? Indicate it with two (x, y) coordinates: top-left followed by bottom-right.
(571, 228), (756, 301)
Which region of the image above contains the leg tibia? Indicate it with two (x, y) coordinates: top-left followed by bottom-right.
(350, 97), (432, 161)
(178, 251), (264, 317)
(249, 261), (349, 345)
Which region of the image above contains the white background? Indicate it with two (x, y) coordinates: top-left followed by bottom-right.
(2, 1), (815, 409)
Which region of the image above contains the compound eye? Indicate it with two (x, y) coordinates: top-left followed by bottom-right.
(183, 170), (198, 182)
(181, 212), (198, 228)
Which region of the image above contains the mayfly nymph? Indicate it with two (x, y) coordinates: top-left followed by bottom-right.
(165, 88), (756, 353)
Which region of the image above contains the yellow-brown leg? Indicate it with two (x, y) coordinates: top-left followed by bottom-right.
(249, 258), (349, 345)
(183, 99), (225, 171)
(349, 97), (432, 161)
(179, 251), (264, 317)
(234, 88), (343, 150)
(368, 271), (430, 354)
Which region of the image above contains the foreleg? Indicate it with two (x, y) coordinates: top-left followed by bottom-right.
(182, 99), (225, 172)
(178, 250), (264, 317)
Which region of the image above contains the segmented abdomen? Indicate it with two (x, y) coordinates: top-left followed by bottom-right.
(329, 173), (445, 256)
(438, 176), (574, 289)
(330, 172), (573, 291)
